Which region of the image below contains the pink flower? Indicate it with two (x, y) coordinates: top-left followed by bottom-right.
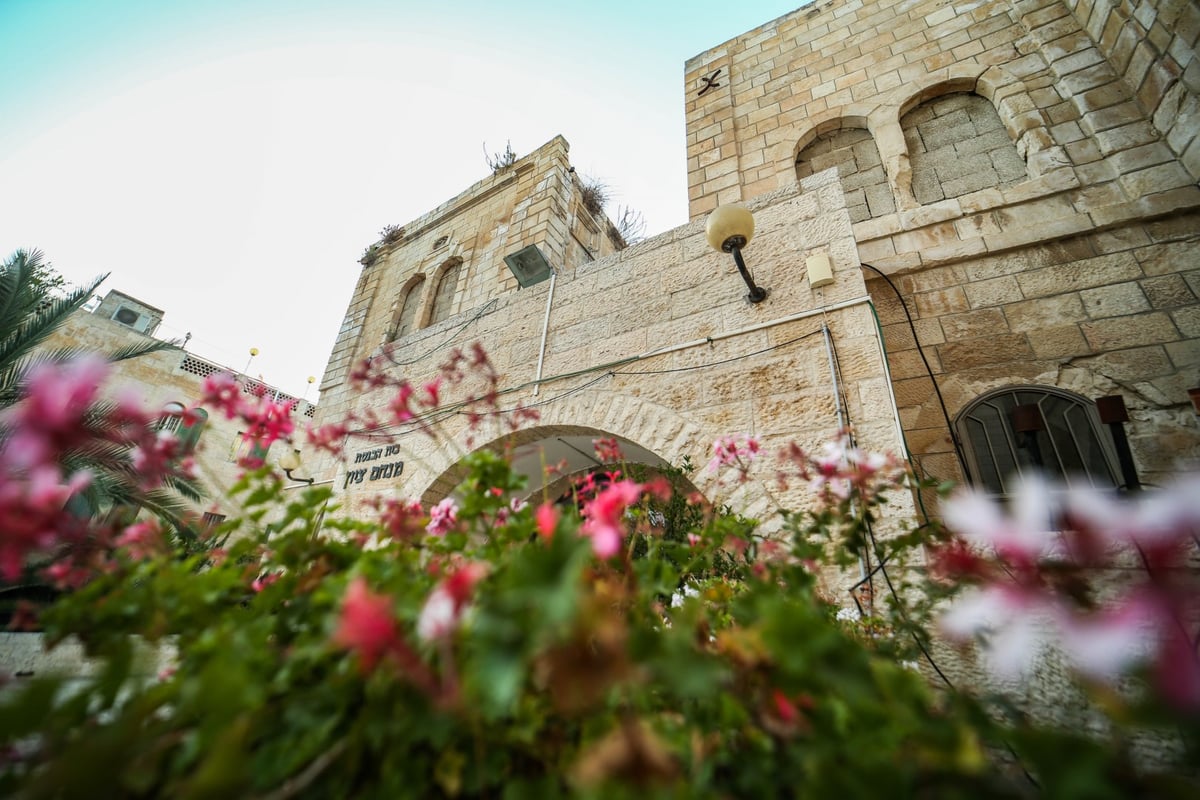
(130, 431), (181, 488)
(940, 585), (1054, 678)
(416, 562), (488, 641)
(939, 476), (1200, 708)
(707, 435), (761, 476)
(687, 533), (701, 548)
(593, 437), (623, 464)
(201, 372), (244, 420)
(582, 480), (642, 558)
(2, 357), (108, 469)
(376, 497), (424, 540)
(115, 521), (164, 561)
(0, 466), (91, 580)
(535, 503), (559, 539)
(332, 577), (399, 673)
(251, 572), (280, 593)
(242, 397), (296, 452)
(421, 379), (441, 408)
(426, 498), (458, 536)
(942, 477), (1058, 567)
(390, 383), (415, 424)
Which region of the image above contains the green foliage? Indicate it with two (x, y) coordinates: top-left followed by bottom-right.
(1, 447), (1193, 797)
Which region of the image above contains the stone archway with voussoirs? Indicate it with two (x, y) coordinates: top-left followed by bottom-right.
(405, 390), (718, 508)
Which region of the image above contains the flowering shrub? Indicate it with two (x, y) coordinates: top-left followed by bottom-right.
(0, 346), (1197, 798)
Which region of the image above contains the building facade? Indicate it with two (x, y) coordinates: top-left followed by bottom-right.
(45, 289), (317, 525)
(311, 0), (1197, 531)
(684, 0), (1199, 499)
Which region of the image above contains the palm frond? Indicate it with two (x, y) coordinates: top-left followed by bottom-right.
(0, 274), (108, 407)
(0, 249), (43, 330)
(0, 339), (182, 408)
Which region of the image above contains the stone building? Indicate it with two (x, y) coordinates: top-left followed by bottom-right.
(684, 0), (1199, 498)
(44, 289), (317, 525)
(310, 0), (1198, 527)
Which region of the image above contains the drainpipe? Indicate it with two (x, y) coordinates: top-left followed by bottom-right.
(533, 269), (557, 396)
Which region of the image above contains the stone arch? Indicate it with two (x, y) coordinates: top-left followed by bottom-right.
(388, 273), (426, 342)
(402, 390), (711, 507)
(899, 88), (1029, 206)
(425, 257), (464, 328)
(788, 105), (895, 224)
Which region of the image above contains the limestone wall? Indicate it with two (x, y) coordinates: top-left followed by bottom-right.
(44, 307), (317, 522)
(684, 0), (1199, 490)
(319, 137), (625, 395)
(309, 170), (907, 588)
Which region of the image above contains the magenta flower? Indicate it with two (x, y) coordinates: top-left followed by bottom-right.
(535, 503), (559, 539)
(200, 372), (244, 420)
(0, 466), (91, 580)
(3, 357), (108, 469)
(426, 498), (459, 536)
(582, 480), (643, 558)
(375, 497), (424, 540)
(242, 397), (296, 453)
(306, 420), (350, 456)
(332, 577), (400, 673)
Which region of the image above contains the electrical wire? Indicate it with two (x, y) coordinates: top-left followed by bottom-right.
(383, 298), (500, 367)
(828, 328), (1040, 788)
(347, 321), (828, 438)
(861, 263), (971, 485)
(611, 329), (823, 375)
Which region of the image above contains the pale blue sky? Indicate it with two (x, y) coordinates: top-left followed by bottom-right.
(0, 0), (802, 398)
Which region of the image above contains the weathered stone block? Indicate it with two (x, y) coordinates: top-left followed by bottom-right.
(1005, 293), (1086, 331)
(1027, 324), (1089, 358)
(938, 332), (1034, 369)
(1080, 282), (1152, 318)
(1016, 252), (1143, 298)
(1080, 312), (1181, 350)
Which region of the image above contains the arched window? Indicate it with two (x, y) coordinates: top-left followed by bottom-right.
(158, 402), (187, 433)
(795, 127), (894, 223)
(159, 403), (206, 454)
(428, 259), (462, 326)
(901, 92), (1026, 205)
(392, 276), (425, 340)
(955, 386), (1119, 495)
(178, 408), (207, 454)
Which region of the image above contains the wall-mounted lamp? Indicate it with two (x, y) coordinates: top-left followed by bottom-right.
(706, 205), (768, 303)
(278, 448), (314, 485)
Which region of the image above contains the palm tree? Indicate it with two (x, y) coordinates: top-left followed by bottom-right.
(0, 248), (205, 541)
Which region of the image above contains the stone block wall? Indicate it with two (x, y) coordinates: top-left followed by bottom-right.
(684, 0), (1199, 491)
(308, 171), (907, 596)
(44, 307), (316, 521)
(1067, 0), (1200, 176)
(318, 137), (625, 395)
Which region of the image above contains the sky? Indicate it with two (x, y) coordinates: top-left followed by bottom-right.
(0, 0), (802, 400)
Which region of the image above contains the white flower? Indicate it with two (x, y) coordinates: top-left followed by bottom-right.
(416, 587), (456, 641)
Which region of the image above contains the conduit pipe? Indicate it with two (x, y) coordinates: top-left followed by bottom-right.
(632, 295), (873, 363)
(532, 269), (557, 397)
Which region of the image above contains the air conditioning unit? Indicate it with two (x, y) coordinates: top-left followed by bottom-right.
(111, 305), (153, 333)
